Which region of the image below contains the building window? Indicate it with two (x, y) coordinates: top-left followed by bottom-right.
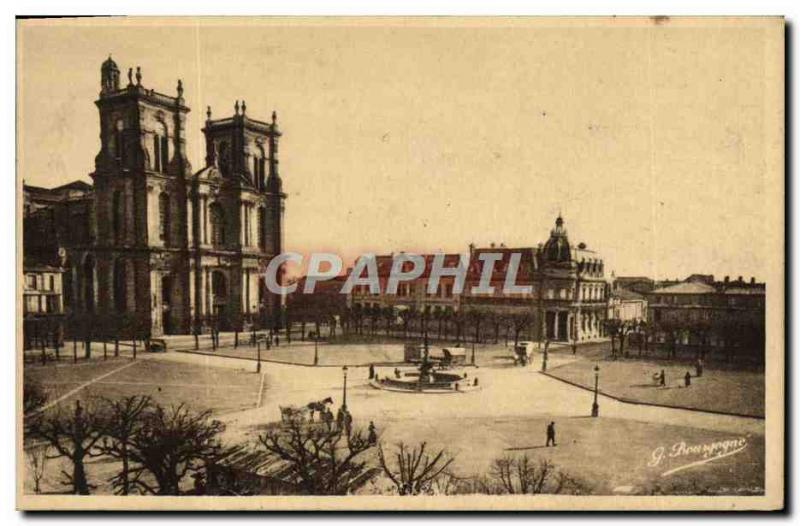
(210, 203), (225, 246)
(46, 295), (60, 313)
(26, 275), (36, 290)
(258, 206), (266, 250)
(153, 124), (169, 173)
(154, 135), (161, 172)
(25, 295), (38, 314)
(161, 135), (169, 172)
(218, 141), (231, 177)
(114, 119), (125, 163)
(254, 145), (266, 189)
(159, 192), (170, 243)
(112, 190), (123, 243)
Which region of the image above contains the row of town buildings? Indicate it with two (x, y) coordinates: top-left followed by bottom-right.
(345, 216), (610, 343)
(297, 218), (765, 360)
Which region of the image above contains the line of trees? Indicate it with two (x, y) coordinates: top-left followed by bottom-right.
(338, 305), (537, 347)
(603, 316), (764, 366)
(24, 390), (226, 495)
(24, 383), (591, 497)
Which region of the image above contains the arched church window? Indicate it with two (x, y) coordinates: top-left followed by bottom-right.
(113, 120), (123, 156)
(218, 141), (231, 177)
(159, 192), (170, 244)
(112, 190), (123, 243)
(255, 145), (266, 189)
(153, 123), (169, 173)
(258, 206), (266, 250)
(210, 203), (225, 246)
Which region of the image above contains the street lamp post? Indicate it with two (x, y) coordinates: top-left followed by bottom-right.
(256, 340), (262, 373)
(342, 366), (348, 409)
(542, 345), (548, 372)
(591, 364), (600, 417)
(314, 334), (319, 366)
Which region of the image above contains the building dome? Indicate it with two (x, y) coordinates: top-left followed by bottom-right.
(101, 55), (120, 93)
(102, 55), (118, 72)
(542, 215), (571, 263)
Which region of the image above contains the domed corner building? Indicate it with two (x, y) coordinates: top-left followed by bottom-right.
(536, 215), (609, 343)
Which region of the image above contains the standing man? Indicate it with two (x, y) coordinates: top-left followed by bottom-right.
(367, 421), (377, 445)
(660, 369), (666, 387)
(369, 363), (375, 380)
(684, 371), (692, 387)
(546, 421), (556, 447)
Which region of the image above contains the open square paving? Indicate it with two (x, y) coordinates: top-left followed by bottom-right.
(23, 340), (765, 496)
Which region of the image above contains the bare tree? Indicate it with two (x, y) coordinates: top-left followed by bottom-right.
(31, 400), (106, 494)
(257, 418), (377, 495)
(377, 441), (455, 495)
(25, 444), (49, 494)
(603, 318), (623, 359)
(487, 454), (588, 495)
(97, 395), (153, 495)
(511, 312), (533, 348)
(125, 404), (225, 495)
(23, 379), (48, 417)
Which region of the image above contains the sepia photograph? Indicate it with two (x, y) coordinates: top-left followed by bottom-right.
(15, 16), (784, 511)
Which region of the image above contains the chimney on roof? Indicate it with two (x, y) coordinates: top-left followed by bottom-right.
(737, 275), (743, 283)
(490, 242), (495, 248)
(750, 277), (756, 284)
(500, 242), (506, 248)
(724, 276), (730, 283)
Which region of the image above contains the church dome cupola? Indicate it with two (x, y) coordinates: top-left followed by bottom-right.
(101, 55), (120, 94)
(543, 215), (571, 263)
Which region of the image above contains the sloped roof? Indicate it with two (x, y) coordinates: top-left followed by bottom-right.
(612, 287), (646, 301)
(467, 247), (537, 282)
(651, 281), (716, 295)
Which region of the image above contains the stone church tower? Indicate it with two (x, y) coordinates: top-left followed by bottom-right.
(191, 101), (286, 333)
(68, 56), (285, 337)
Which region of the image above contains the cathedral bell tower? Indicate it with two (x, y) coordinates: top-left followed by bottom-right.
(89, 57), (193, 337)
(192, 101), (286, 334)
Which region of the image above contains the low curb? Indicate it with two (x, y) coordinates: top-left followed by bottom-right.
(174, 348), (406, 368)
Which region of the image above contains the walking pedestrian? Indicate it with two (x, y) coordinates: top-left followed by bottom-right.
(684, 371), (691, 387)
(367, 421), (377, 445)
(660, 369), (666, 387)
(369, 363), (375, 380)
(546, 421), (556, 447)
(344, 410), (353, 436)
(336, 406), (345, 430)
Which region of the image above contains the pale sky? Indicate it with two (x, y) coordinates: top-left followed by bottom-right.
(17, 18), (781, 281)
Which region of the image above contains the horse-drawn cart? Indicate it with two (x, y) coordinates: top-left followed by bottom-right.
(278, 397), (334, 426)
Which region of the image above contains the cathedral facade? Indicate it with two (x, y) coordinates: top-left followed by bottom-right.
(24, 57), (286, 338)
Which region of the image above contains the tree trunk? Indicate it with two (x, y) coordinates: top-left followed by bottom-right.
(73, 453), (90, 495)
(120, 446), (130, 495)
